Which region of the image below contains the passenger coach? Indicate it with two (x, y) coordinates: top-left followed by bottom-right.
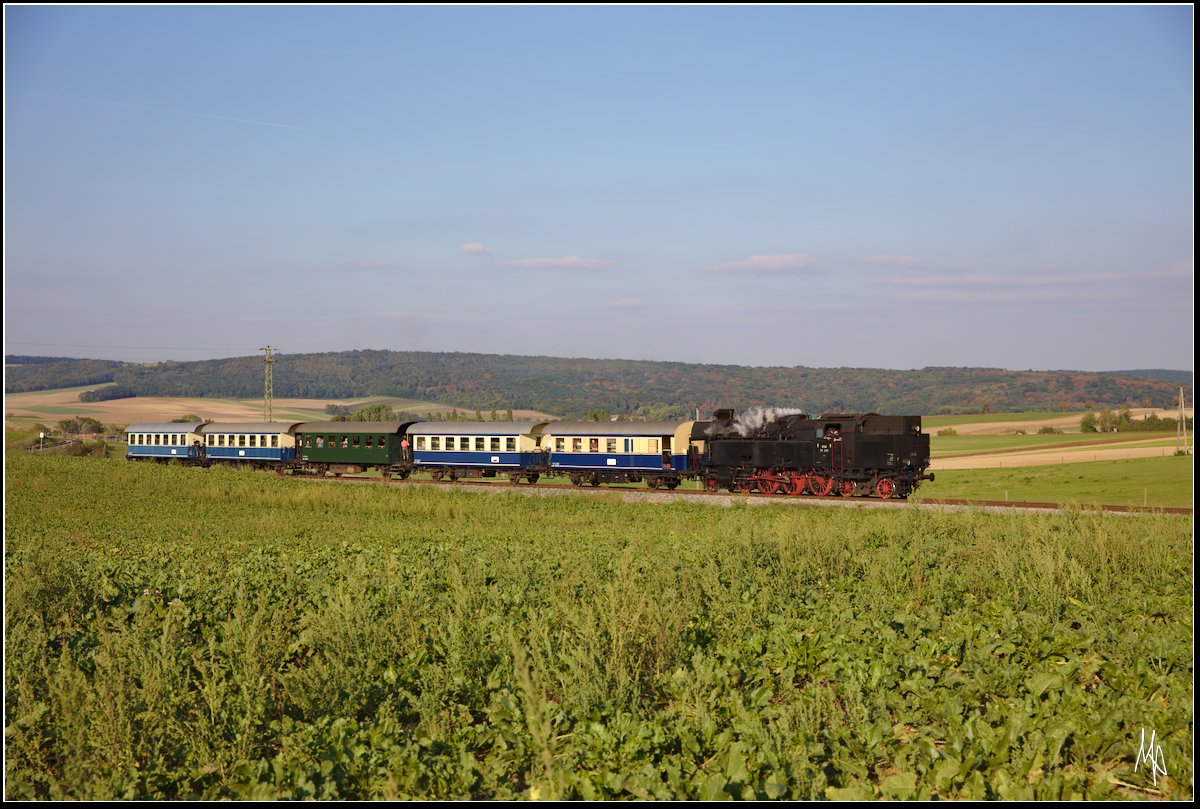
(408, 421), (549, 483)
(543, 421), (700, 488)
(201, 422), (300, 468)
(126, 422), (205, 463)
(294, 421), (415, 478)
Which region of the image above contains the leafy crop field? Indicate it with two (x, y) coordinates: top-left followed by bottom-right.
(5, 454), (1193, 799)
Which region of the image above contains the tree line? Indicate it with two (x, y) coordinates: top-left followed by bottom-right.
(6, 351), (1190, 419)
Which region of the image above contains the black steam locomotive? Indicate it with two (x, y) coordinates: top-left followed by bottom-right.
(697, 409), (933, 499)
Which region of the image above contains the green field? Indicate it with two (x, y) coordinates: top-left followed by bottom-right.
(932, 432), (1180, 456)
(4, 453), (1192, 799)
(916, 455), (1193, 510)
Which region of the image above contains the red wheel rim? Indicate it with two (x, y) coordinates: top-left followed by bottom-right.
(736, 479), (753, 494)
(809, 474), (833, 497)
(758, 470), (779, 495)
(785, 473), (806, 496)
(704, 476), (719, 492)
(840, 480), (856, 498)
(875, 478), (896, 500)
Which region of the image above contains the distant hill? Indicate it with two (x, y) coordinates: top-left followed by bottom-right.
(1107, 369), (1193, 386)
(4, 352), (1191, 418)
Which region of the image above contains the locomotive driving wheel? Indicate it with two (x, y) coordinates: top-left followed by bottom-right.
(839, 480), (856, 498)
(757, 470), (780, 495)
(874, 478), (896, 500)
(784, 472), (808, 496)
(808, 474), (834, 497)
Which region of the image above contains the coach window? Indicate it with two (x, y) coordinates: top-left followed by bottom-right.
(352, 436), (360, 449)
(555, 438), (565, 452)
(431, 437), (440, 450)
(507, 437), (516, 452)
(475, 437), (485, 451)
(249, 435), (257, 448)
(365, 436), (373, 448)
(272, 435), (279, 448)
(570, 438), (580, 452)
(154, 434), (161, 445)
(589, 438), (599, 453)
(663, 437), (671, 451)
(624, 438), (633, 452)
(316, 436), (324, 448)
(606, 438), (617, 453)
(490, 437), (500, 452)
(416, 436), (426, 451)
(169, 435), (176, 446)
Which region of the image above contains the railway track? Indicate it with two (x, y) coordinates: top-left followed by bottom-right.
(292, 473), (1192, 516)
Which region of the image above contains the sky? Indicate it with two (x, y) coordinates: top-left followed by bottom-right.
(3, 5), (1194, 373)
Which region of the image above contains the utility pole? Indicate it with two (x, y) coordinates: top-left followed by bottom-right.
(260, 346), (277, 422)
(1179, 386), (1190, 455)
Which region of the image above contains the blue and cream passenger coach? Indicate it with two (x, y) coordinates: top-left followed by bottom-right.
(201, 422), (301, 467)
(543, 420), (700, 488)
(408, 421), (549, 483)
(126, 422), (206, 463)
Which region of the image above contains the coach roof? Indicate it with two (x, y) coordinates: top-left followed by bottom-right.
(126, 423), (205, 433)
(294, 421), (411, 434)
(406, 421), (549, 436)
(542, 421), (686, 436)
(200, 422), (302, 433)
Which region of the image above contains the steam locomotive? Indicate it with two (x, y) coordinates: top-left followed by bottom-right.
(697, 409), (933, 499)
(125, 407), (933, 500)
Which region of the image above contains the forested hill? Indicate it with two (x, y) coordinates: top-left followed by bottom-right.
(4, 351), (1190, 418)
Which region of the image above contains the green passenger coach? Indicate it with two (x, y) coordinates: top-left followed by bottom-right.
(293, 421), (416, 478)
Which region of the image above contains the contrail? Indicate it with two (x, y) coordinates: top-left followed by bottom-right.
(17, 89), (311, 131)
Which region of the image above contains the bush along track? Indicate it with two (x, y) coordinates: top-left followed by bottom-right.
(4, 454), (1193, 799)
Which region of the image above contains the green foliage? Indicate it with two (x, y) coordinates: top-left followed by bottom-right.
(1037, 425), (1063, 435)
(350, 403), (396, 422)
(938, 427), (959, 437)
(4, 454), (1193, 799)
(1080, 413), (1098, 433)
(78, 384), (138, 403)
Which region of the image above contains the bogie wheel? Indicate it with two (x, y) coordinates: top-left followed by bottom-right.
(509, 472), (522, 484)
(808, 474), (834, 497)
(704, 476), (720, 493)
(589, 475), (600, 487)
(735, 478), (754, 494)
(528, 473), (539, 484)
(665, 479), (679, 490)
(647, 478), (660, 489)
(571, 474), (584, 487)
(875, 478), (896, 500)
(431, 470), (444, 482)
(399, 470), (411, 480)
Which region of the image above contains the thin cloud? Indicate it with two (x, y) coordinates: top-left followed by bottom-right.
(459, 242), (493, 255)
(608, 298), (649, 308)
(703, 253), (817, 273)
(504, 256), (611, 269)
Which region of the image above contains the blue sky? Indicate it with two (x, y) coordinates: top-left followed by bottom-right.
(4, 5), (1193, 372)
